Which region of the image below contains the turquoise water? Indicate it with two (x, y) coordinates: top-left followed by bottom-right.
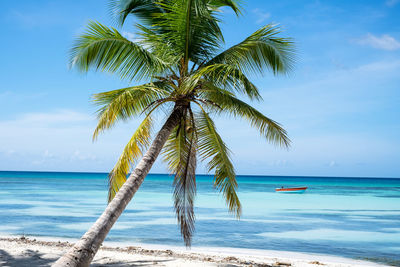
(1, 171), (400, 265)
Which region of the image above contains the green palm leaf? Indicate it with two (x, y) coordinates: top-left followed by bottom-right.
(196, 64), (262, 100)
(201, 85), (291, 147)
(163, 114), (197, 246)
(196, 108), (241, 217)
(70, 21), (168, 81)
(207, 0), (241, 15)
(111, 0), (241, 28)
(108, 114), (153, 202)
(150, 0), (224, 67)
(204, 24), (295, 75)
(109, 0), (165, 26)
(92, 83), (171, 140)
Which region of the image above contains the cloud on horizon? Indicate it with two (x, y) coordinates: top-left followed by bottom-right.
(355, 33), (400, 51)
(0, 109), (168, 173)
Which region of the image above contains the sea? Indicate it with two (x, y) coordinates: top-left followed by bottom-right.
(0, 171), (399, 265)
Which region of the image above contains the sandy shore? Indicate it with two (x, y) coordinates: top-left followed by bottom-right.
(0, 236), (385, 267)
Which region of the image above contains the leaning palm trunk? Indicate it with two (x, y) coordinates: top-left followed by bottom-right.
(53, 106), (183, 267)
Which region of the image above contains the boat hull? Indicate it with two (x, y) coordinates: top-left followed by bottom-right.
(275, 187), (307, 193)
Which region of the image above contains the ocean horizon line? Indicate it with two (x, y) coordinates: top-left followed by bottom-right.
(0, 169), (399, 180)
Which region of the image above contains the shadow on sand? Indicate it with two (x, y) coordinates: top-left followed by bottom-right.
(0, 249), (54, 267)
(0, 248), (259, 266)
(0, 249), (174, 267)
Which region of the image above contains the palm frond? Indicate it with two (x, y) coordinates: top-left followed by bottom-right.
(108, 114), (153, 202)
(134, 23), (182, 66)
(207, 0), (242, 15)
(201, 86), (291, 147)
(151, 0), (224, 67)
(92, 82), (171, 140)
(70, 21), (168, 81)
(195, 64), (261, 100)
(163, 111), (197, 246)
(110, 0), (241, 27)
(173, 130), (197, 247)
(204, 24), (295, 75)
(109, 0), (165, 26)
(195, 108), (241, 217)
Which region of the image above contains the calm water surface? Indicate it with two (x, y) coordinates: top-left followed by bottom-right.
(0, 171), (399, 265)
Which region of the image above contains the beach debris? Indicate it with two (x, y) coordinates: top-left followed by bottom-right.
(309, 261), (325, 265)
(224, 256), (239, 261)
(275, 261), (291, 266)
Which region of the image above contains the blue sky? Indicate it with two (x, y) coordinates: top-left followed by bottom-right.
(0, 0), (399, 177)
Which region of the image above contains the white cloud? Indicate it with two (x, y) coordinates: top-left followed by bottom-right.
(386, 0), (399, 7)
(16, 110), (93, 125)
(216, 59), (400, 177)
(8, 8), (68, 29)
(257, 59), (400, 128)
(122, 31), (140, 43)
(6, 2), (83, 29)
(122, 31), (151, 50)
(252, 8), (271, 24)
(0, 109), (166, 173)
(356, 33), (400, 51)
(43, 150), (54, 158)
(0, 110), (97, 169)
(70, 150), (97, 161)
(10, 11), (41, 28)
(31, 150), (55, 165)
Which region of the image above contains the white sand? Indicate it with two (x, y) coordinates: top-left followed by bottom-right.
(0, 235), (386, 267)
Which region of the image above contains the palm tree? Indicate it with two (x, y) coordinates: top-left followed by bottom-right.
(54, 0), (294, 266)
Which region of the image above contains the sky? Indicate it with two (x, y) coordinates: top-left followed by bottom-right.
(0, 0), (399, 177)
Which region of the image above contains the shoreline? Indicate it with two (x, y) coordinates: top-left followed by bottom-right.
(0, 235), (386, 266)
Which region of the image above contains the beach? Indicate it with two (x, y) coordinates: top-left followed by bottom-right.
(0, 236), (384, 266)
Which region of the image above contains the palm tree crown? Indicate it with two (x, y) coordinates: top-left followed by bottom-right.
(71, 0), (295, 246)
